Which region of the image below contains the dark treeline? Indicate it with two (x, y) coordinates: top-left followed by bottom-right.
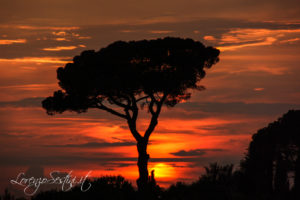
(2, 110), (300, 200)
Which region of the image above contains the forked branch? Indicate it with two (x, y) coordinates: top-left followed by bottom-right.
(144, 93), (167, 141)
(95, 101), (128, 119)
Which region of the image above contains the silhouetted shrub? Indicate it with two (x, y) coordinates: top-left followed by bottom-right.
(31, 176), (136, 200)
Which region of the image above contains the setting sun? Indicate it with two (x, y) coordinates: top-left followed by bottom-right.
(150, 163), (175, 178)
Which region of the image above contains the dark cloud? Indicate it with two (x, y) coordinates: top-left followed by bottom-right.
(175, 102), (300, 116)
(44, 141), (135, 148)
(1, 0), (300, 26)
(194, 123), (251, 136)
(170, 148), (225, 157)
(156, 129), (198, 134)
(0, 152), (129, 167)
(0, 97), (44, 107)
(0, 151), (227, 167)
(24, 165), (44, 177)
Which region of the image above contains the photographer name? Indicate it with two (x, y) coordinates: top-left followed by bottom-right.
(10, 170), (92, 196)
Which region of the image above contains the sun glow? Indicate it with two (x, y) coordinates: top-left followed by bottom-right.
(150, 163), (175, 178)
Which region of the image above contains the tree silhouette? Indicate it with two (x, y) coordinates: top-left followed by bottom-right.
(240, 110), (300, 199)
(202, 163), (234, 184)
(42, 37), (220, 194)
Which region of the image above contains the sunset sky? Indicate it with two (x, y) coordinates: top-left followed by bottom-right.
(1, 0), (300, 195)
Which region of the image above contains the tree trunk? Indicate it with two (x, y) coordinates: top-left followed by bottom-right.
(274, 153), (289, 198)
(294, 149), (300, 198)
(136, 138), (150, 193)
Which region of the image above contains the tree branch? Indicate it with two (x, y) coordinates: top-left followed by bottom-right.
(149, 100), (156, 115)
(94, 97), (142, 141)
(95, 102), (128, 119)
(127, 118), (142, 141)
(136, 96), (150, 102)
(108, 95), (130, 108)
(126, 94), (142, 141)
(130, 94), (139, 121)
(144, 92), (168, 141)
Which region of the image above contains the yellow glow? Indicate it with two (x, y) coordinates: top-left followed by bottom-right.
(150, 163), (175, 178)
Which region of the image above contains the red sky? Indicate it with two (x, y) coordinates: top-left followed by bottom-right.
(1, 0), (300, 195)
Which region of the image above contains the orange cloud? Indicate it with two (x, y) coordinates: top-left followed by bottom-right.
(15, 25), (79, 31)
(279, 38), (300, 44)
(254, 88), (264, 91)
(217, 28), (300, 51)
(120, 30), (135, 33)
(203, 35), (217, 41)
(149, 30), (174, 34)
(78, 36), (91, 39)
(219, 28), (300, 44)
(51, 31), (90, 41)
(218, 37), (277, 51)
(42, 46), (78, 51)
(0, 83), (57, 91)
(213, 64), (287, 75)
(0, 57), (71, 64)
(54, 38), (69, 41)
(0, 39), (26, 45)
(52, 31), (67, 36)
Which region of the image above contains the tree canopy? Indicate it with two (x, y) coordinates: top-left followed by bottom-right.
(42, 37), (219, 118)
